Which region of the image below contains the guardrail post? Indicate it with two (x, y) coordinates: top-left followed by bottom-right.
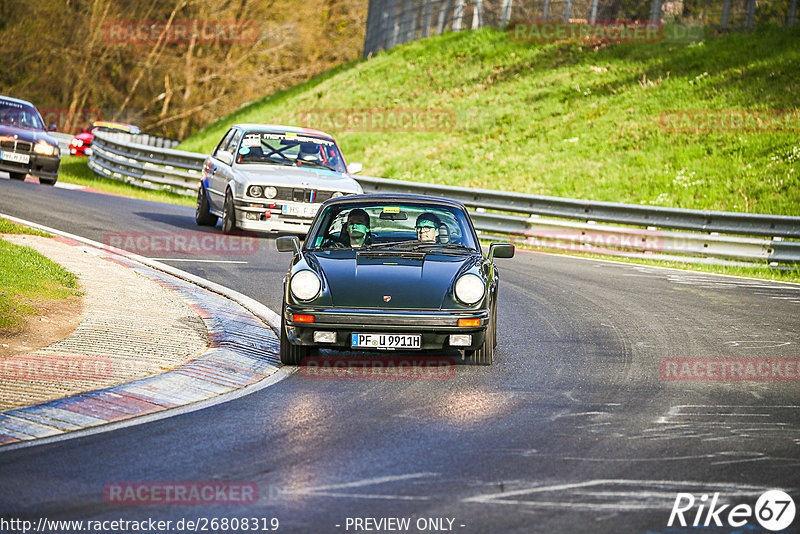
(789, 0), (797, 26)
(542, 0), (550, 21)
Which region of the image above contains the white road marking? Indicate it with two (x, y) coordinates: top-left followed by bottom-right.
(148, 258), (249, 264)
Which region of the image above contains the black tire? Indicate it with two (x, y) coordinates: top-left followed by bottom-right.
(492, 300), (498, 349)
(279, 308), (311, 365)
(195, 185), (219, 226)
(39, 176), (57, 186)
(464, 307), (494, 365)
(222, 189), (237, 233)
(9, 172), (26, 180)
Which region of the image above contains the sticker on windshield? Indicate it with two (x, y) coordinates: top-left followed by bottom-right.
(239, 147), (250, 155)
(241, 135), (261, 147)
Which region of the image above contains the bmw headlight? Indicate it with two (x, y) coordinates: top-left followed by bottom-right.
(454, 274), (485, 305)
(290, 270), (321, 301)
(248, 185), (263, 197)
(264, 186), (278, 199)
(331, 191), (344, 198)
(33, 140), (58, 156)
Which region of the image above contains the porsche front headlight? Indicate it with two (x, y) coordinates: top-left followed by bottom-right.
(290, 270), (321, 301)
(454, 273), (485, 306)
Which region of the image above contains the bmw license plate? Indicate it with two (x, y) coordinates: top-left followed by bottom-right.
(282, 204), (318, 218)
(351, 333), (421, 350)
(0, 151), (30, 164)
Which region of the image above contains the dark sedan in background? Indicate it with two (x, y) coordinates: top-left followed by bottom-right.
(0, 96), (60, 185)
(276, 194), (515, 365)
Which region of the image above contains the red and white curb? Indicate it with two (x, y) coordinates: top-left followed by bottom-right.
(0, 214), (287, 450)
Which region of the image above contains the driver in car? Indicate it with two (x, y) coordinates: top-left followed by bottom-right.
(415, 213), (441, 243)
(322, 208), (372, 248)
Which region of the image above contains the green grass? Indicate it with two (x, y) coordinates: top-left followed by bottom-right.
(0, 218), (50, 237)
(59, 156), (194, 206)
(0, 237), (82, 330)
(180, 24), (800, 216)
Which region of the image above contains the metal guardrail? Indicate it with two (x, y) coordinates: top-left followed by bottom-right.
(87, 131), (800, 266)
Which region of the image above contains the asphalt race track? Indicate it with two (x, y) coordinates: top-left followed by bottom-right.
(1, 178), (799, 533)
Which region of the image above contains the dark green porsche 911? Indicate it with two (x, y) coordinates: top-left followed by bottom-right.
(276, 194), (514, 365)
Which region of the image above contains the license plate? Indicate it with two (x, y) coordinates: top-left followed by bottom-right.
(282, 204), (318, 218)
(351, 333), (422, 350)
(0, 151), (30, 164)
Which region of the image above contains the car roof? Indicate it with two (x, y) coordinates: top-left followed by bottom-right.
(233, 123), (335, 140)
(320, 193), (468, 210)
(0, 95), (38, 108)
(92, 121), (139, 131)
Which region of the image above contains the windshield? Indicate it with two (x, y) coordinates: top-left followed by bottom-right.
(0, 100), (44, 130)
(235, 131), (346, 173)
(307, 202), (479, 251)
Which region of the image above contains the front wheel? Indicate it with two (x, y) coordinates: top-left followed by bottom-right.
(279, 307), (311, 365)
(222, 189), (237, 233)
(39, 176), (57, 186)
(195, 185), (219, 226)
(9, 172), (26, 180)
(464, 309), (494, 366)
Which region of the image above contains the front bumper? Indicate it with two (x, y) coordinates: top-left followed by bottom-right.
(284, 306), (489, 351)
(234, 199), (319, 234)
(0, 152), (59, 180)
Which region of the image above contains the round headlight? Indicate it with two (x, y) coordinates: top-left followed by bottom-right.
(264, 186), (278, 199)
(33, 140), (58, 156)
(454, 274), (485, 305)
(331, 191), (344, 198)
(290, 270), (321, 301)
(248, 185), (263, 197)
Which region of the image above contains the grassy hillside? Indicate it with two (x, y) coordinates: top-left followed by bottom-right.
(180, 25), (800, 215)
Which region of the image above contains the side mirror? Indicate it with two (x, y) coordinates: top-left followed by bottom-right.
(347, 162), (363, 174)
(276, 236), (301, 254)
(216, 150), (234, 166)
(488, 243), (515, 261)
(47, 124), (57, 132)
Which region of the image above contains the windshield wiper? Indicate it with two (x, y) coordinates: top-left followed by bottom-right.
(297, 159), (339, 172)
(408, 243), (477, 252)
(363, 241), (415, 250)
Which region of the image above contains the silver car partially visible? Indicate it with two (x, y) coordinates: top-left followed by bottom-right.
(196, 123), (363, 234)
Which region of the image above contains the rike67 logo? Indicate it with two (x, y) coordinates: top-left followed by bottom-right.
(668, 490), (796, 531)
